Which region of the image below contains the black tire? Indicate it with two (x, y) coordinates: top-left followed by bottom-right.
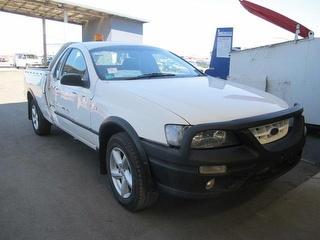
(106, 132), (158, 211)
(30, 99), (51, 136)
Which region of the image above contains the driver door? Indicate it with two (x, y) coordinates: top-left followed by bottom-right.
(58, 48), (93, 144)
(47, 48), (71, 127)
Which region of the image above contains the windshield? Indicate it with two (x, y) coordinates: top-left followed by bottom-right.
(90, 46), (203, 80)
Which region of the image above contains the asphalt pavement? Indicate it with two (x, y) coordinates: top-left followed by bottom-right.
(1, 69), (319, 240)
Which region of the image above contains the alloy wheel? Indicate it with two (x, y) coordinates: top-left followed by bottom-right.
(109, 147), (133, 199)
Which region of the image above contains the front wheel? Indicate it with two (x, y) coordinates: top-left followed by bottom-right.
(106, 132), (158, 211)
(30, 99), (51, 135)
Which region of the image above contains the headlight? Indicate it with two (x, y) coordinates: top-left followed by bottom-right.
(191, 130), (239, 149)
(165, 125), (189, 147)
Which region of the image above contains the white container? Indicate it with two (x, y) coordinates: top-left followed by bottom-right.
(229, 38), (320, 125)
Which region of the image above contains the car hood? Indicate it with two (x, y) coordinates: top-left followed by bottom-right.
(110, 76), (289, 125)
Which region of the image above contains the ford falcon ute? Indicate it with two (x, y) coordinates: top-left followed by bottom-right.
(25, 42), (305, 211)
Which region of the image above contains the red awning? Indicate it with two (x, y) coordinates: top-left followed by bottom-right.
(239, 0), (312, 38)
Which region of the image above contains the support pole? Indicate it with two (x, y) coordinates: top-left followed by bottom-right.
(42, 18), (47, 66)
(64, 9), (68, 23)
(295, 24), (300, 41)
(63, 9), (68, 43)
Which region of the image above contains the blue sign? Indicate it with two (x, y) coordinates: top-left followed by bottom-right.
(206, 27), (233, 79)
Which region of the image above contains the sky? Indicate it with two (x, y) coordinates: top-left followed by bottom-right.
(0, 0), (319, 58)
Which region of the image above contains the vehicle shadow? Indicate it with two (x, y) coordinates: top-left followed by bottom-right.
(303, 131), (320, 165)
(150, 185), (267, 216)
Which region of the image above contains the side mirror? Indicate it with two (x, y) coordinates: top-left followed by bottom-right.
(204, 68), (215, 76)
(61, 74), (85, 87)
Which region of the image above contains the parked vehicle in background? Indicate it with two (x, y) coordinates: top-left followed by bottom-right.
(46, 56), (54, 65)
(25, 42), (305, 211)
(0, 56), (7, 62)
(14, 53), (42, 68)
(40, 55), (54, 66)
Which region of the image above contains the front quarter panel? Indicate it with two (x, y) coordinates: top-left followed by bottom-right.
(91, 80), (189, 145)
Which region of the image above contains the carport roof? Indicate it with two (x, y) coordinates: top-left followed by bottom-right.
(0, 0), (148, 25)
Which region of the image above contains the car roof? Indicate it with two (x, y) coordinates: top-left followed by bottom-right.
(49, 41), (166, 71)
(71, 41), (160, 51)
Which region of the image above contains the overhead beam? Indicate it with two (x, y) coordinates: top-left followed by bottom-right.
(0, 8), (84, 24)
(0, 0), (147, 24)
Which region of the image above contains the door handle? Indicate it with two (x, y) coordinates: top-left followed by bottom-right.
(61, 106), (70, 113)
(70, 91), (85, 98)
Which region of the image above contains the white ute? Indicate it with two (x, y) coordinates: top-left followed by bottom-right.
(25, 42), (305, 211)
(14, 53), (42, 68)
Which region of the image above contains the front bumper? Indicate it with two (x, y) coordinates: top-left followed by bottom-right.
(142, 105), (306, 198)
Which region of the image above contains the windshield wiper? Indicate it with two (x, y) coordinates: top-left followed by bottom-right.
(127, 73), (176, 80)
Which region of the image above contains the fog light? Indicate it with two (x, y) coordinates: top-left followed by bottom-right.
(199, 165), (227, 175)
(205, 178), (215, 190)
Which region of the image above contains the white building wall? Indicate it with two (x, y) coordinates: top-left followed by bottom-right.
(229, 38), (320, 125)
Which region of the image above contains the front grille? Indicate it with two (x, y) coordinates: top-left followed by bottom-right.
(249, 119), (289, 144)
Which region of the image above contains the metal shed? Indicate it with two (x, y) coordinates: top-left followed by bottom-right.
(0, 0), (147, 61)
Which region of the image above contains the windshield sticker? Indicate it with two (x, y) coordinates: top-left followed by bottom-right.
(107, 67), (118, 74)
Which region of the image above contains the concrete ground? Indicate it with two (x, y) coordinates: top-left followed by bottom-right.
(0, 70), (320, 240)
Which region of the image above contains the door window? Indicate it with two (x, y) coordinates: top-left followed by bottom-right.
(62, 49), (89, 82)
(53, 49), (71, 79)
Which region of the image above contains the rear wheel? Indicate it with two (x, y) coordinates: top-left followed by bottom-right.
(30, 99), (51, 135)
(106, 132), (158, 211)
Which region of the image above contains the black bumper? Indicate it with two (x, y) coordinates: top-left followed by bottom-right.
(142, 105), (306, 198)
